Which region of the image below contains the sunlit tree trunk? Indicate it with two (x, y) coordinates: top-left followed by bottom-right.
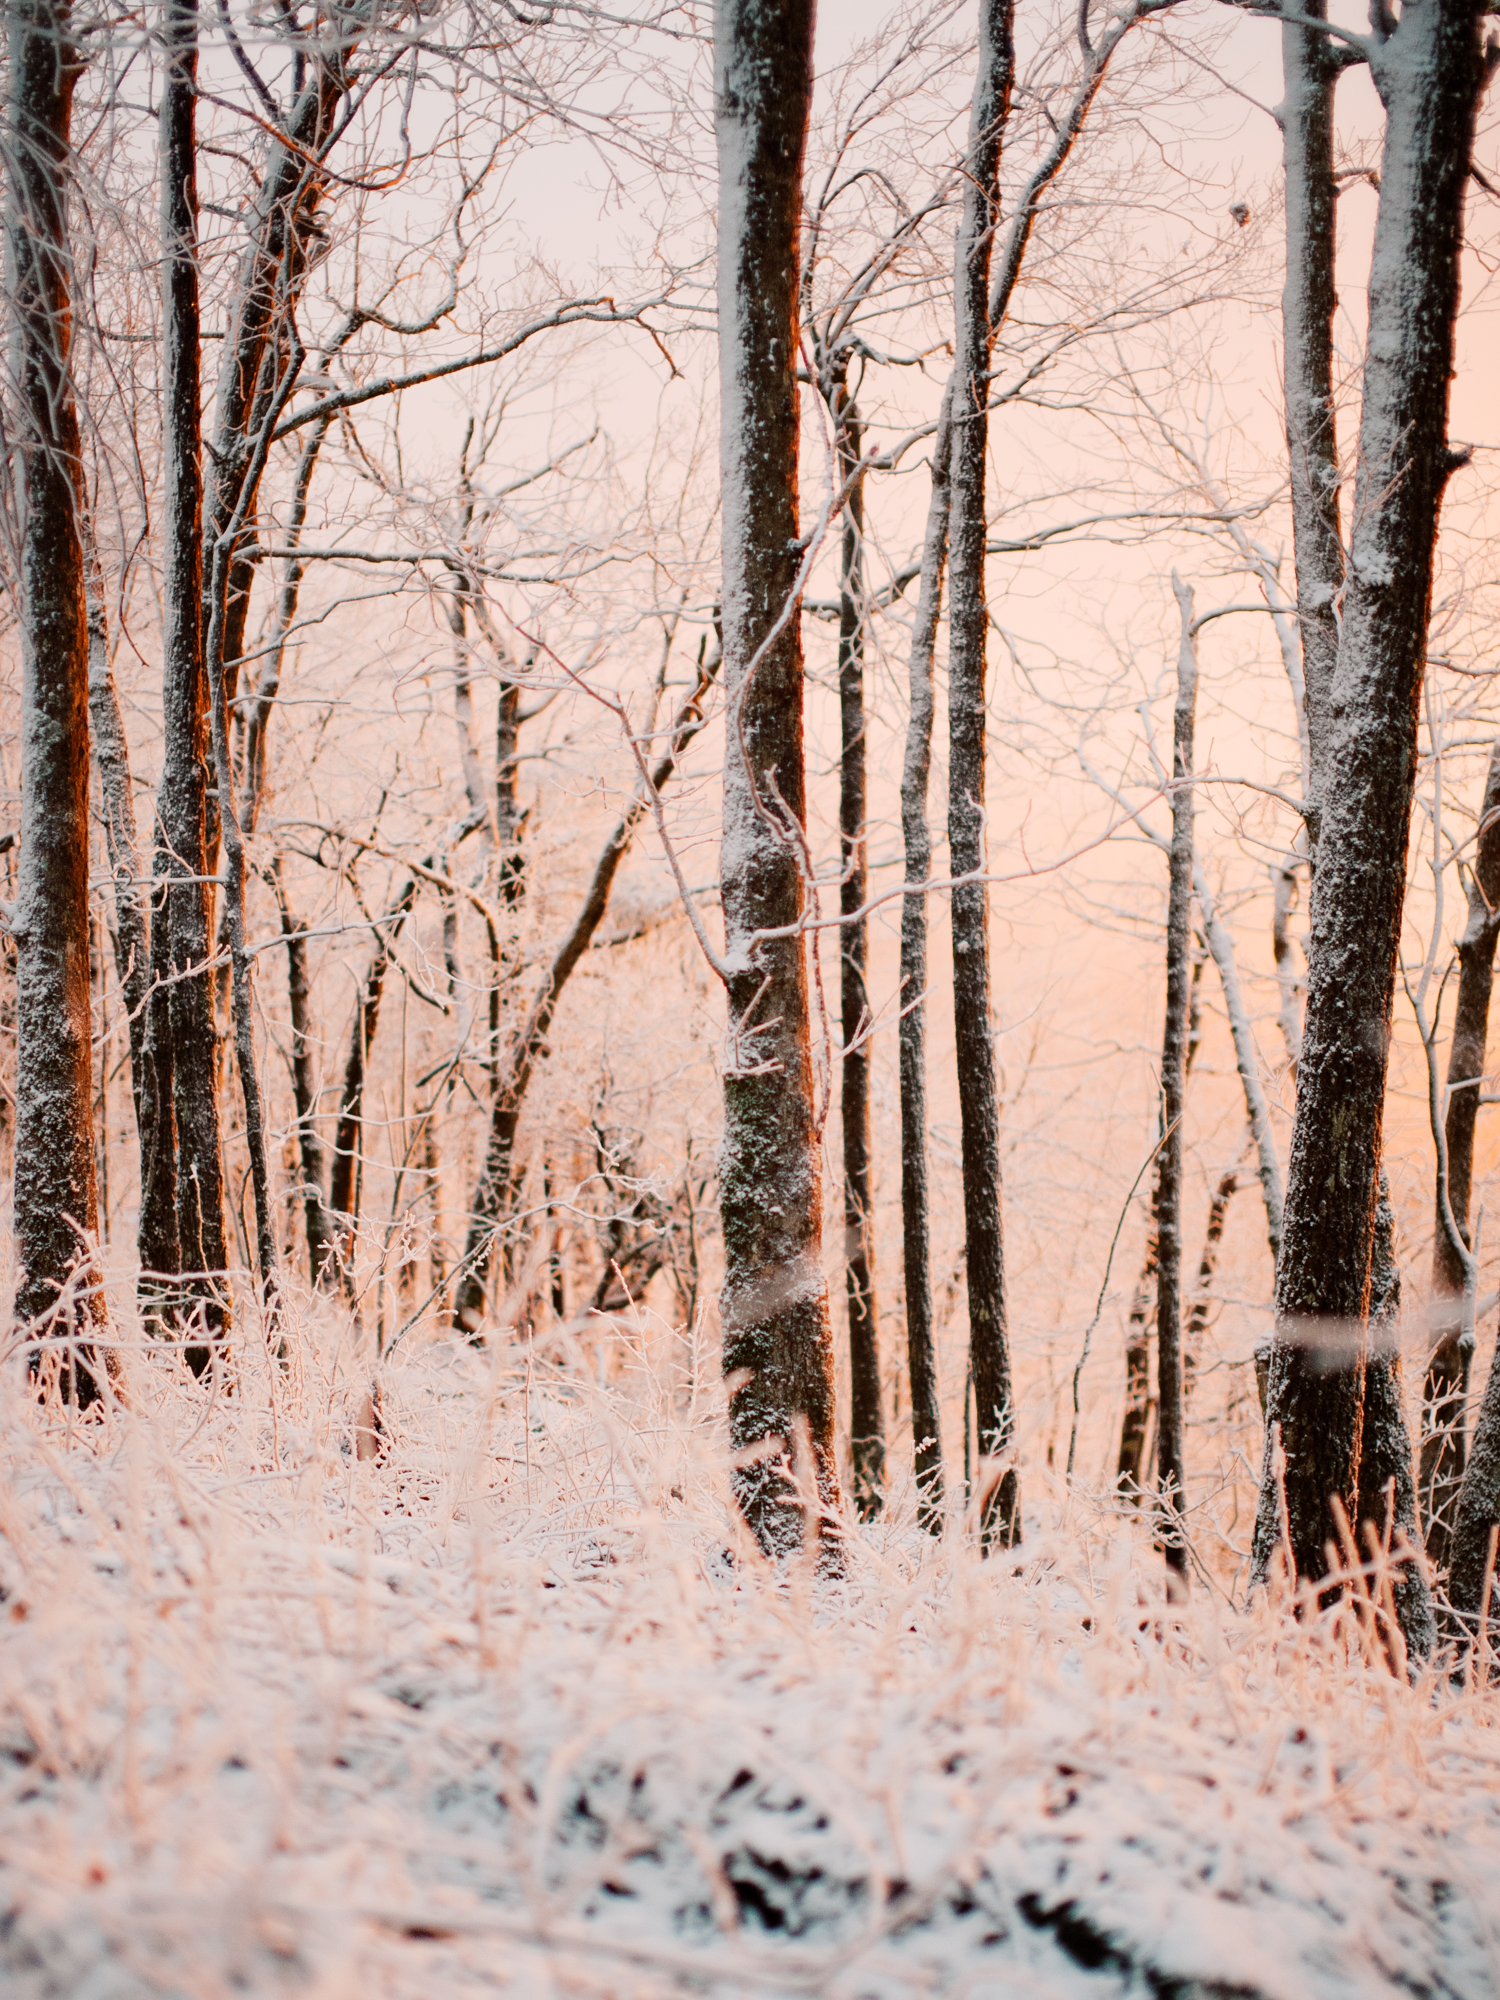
(714, 0), (842, 1562)
(4, 0), (112, 1393)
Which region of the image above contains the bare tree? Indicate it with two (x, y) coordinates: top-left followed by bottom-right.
(1155, 574), (1197, 1583)
(714, 0), (843, 1563)
(1250, 0), (1488, 1639)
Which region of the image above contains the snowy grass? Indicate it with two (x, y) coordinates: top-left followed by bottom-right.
(1, 1290), (1499, 1998)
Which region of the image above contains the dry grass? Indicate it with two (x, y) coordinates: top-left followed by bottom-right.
(0, 1278), (1498, 1999)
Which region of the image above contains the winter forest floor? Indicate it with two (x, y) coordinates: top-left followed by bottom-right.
(1, 1293), (1499, 2000)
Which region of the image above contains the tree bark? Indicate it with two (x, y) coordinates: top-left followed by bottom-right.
(1279, 0), (1344, 839)
(4, 0), (112, 1395)
(271, 860), (332, 1281)
(1252, 0), (1486, 1612)
(830, 364), (885, 1520)
(900, 394), (951, 1534)
(714, 0), (841, 1565)
(948, 0), (1019, 1551)
(1184, 1168), (1237, 1398)
(152, 0), (229, 1361)
(1155, 576), (1198, 1581)
(1422, 737), (1500, 1570)
(83, 530), (151, 1166)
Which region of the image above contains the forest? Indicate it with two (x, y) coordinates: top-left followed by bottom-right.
(1, 0), (1499, 1991)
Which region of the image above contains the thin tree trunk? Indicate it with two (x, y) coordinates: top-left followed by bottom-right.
(1279, 0), (1343, 842)
(83, 530), (151, 1157)
(271, 860), (332, 1281)
(900, 392), (951, 1533)
(325, 879), (419, 1289)
(1156, 575), (1198, 1582)
(154, 0), (228, 1361)
(1358, 1188), (1437, 1660)
(831, 364), (884, 1520)
(1422, 737), (1500, 1570)
(239, 415), (330, 834)
(712, 0), (842, 1564)
(948, 0), (1019, 1551)
(1194, 862), (1285, 1267)
(4, 0), (111, 1394)
(1252, 0), (1484, 1630)
(455, 661), (718, 1328)
(1184, 1167), (1237, 1398)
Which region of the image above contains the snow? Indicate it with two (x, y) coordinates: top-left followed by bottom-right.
(2, 1309), (1499, 1999)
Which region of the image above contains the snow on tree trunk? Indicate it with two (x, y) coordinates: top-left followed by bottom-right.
(1251, 0), (1487, 1610)
(1422, 737), (1500, 1571)
(948, 0), (1019, 1550)
(4, 0), (112, 1396)
(1155, 577), (1198, 1582)
(83, 528), (151, 1170)
(714, 0), (843, 1563)
(832, 368), (885, 1521)
(1279, 0), (1344, 839)
(900, 392), (951, 1535)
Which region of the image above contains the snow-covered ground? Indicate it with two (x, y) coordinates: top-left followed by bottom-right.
(1, 1312), (1497, 1999)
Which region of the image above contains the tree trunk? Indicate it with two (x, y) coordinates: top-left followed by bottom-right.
(455, 663), (718, 1330)
(153, 0), (228, 1362)
(714, 0), (841, 1563)
(325, 879), (418, 1290)
(948, 0), (1019, 1551)
(1279, 0), (1344, 842)
(900, 393), (951, 1533)
(1155, 576), (1198, 1582)
(1422, 736), (1500, 1570)
(830, 365), (885, 1520)
(83, 529), (151, 1161)
(271, 861), (332, 1281)
(1184, 1168), (1237, 1398)
(1252, 0), (1485, 1616)
(4, 0), (112, 1395)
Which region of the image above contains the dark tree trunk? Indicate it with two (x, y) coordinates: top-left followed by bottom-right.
(271, 861), (332, 1282)
(712, 0), (842, 1564)
(948, 0), (1019, 1550)
(830, 366), (884, 1519)
(4, 0), (111, 1394)
(1279, 0), (1344, 840)
(1155, 576), (1198, 1582)
(153, 0), (228, 1361)
(1252, 0), (1485, 1628)
(496, 681), (525, 908)
(1422, 737), (1500, 1571)
(455, 665), (718, 1330)
(900, 394), (951, 1533)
